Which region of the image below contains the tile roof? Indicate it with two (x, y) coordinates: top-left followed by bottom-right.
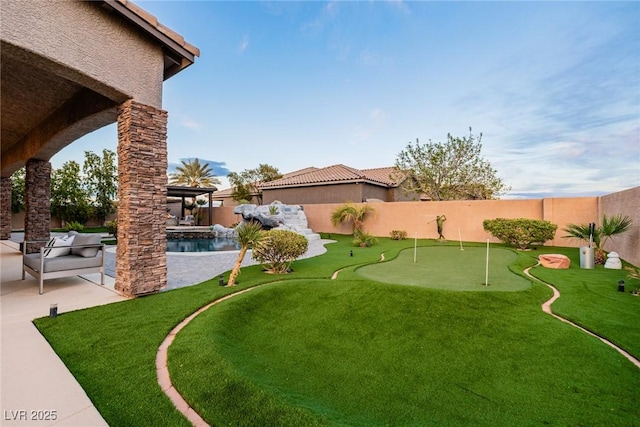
(259, 164), (403, 189)
(213, 164), (405, 196)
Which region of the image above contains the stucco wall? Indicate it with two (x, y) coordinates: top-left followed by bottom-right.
(599, 186), (639, 267)
(212, 197), (599, 247)
(1, 0), (164, 108)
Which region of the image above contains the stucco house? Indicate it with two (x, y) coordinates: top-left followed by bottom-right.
(214, 164), (423, 206)
(1, 0), (198, 296)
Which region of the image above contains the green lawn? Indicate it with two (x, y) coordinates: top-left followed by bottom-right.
(33, 236), (640, 426)
(357, 245), (531, 291)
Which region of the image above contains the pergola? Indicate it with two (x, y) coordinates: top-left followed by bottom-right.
(167, 185), (217, 226)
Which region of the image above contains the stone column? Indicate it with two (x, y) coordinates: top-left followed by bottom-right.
(24, 159), (51, 253)
(115, 100), (168, 296)
(1, 177), (12, 240)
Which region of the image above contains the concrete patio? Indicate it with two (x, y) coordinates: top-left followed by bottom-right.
(0, 240), (127, 426)
(0, 236), (332, 425)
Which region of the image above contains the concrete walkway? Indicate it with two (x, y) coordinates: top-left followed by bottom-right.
(1, 237), (333, 426)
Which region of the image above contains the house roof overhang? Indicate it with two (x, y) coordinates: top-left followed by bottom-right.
(100, 0), (200, 80)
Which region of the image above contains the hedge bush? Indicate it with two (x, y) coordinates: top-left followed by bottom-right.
(252, 229), (309, 274)
(483, 218), (557, 249)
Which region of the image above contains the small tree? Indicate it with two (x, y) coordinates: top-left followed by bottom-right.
(227, 222), (266, 286)
(84, 149), (118, 225)
(330, 203), (375, 234)
(227, 164), (282, 204)
(394, 129), (510, 200)
(483, 218), (557, 250)
(563, 214), (632, 264)
(252, 230), (309, 274)
(10, 167), (25, 213)
(51, 161), (91, 225)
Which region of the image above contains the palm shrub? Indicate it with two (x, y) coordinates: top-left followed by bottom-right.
(563, 214), (632, 264)
(252, 230), (309, 274)
(353, 229), (377, 247)
(483, 218), (557, 250)
(390, 230), (408, 240)
(227, 221), (266, 286)
(330, 202), (375, 234)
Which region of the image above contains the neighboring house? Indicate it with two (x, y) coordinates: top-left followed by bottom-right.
(215, 164), (422, 205)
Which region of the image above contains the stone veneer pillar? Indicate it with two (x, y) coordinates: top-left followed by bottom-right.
(115, 100), (168, 296)
(24, 159), (51, 253)
(1, 177), (12, 240)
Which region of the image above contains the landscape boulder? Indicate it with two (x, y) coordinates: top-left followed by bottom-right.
(539, 254), (570, 269)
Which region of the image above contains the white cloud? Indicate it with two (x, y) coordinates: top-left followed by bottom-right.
(238, 35), (249, 54)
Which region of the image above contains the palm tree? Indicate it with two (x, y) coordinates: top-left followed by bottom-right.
(227, 222), (266, 286)
(331, 202), (375, 234)
(169, 158), (221, 188)
(563, 214), (632, 264)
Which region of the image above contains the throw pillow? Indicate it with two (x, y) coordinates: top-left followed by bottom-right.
(70, 234), (101, 257)
(44, 235), (75, 258)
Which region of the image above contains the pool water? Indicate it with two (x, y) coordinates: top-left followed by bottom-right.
(167, 238), (241, 252)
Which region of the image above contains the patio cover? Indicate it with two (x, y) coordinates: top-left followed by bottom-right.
(167, 185), (217, 225)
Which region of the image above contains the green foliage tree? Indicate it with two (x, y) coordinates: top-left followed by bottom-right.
(394, 129), (510, 200)
(483, 218), (557, 250)
(227, 221), (266, 286)
(83, 149), (118, 224)
(10, 167), (25, 213)
(330, 202), (375, 234)
(51, 161), (91, 225)
(227, 164), (282, 204)
(252, 230), (309, 274)
(169, 158), (221, 188)
(563, 214), (632, 264)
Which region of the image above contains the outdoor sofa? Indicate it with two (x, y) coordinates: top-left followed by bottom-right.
(22, 230), (105, 295)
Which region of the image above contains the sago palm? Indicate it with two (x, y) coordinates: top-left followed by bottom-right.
(227, 221), (266, 286)
(563, 214), (632, 264)
(331, 203), (375, 234)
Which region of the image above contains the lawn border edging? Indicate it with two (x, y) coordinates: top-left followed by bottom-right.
(524, 264), (640, 369)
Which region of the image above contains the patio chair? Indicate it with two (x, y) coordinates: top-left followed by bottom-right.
(179, 215), (195, 226)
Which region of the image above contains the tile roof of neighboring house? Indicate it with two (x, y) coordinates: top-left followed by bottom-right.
(213, 164), (404, 197)
(259, 164), (403, 189)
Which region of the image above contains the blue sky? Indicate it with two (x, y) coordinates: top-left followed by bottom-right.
(53, 0), (639, 199)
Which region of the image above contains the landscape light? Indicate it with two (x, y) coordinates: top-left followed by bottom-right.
(49, 303), (58, 318)
(618, 280), (625, 292)
(219, 275), (225, 286)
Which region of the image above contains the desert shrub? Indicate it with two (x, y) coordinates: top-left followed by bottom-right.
(483, 218), (557, 250)
(352, 229), (377, 247)
(252, 229), (309, 274)
(390, 230), (408, 240)
(63, 221), (85, 232)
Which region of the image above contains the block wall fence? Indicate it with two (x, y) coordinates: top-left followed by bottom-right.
(210, 187), (639, 267)
(8, 187), (639, 266)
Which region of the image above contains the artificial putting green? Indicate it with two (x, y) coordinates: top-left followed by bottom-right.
(356, 246), (531, 291)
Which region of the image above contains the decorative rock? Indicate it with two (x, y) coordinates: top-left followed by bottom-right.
(604, 252), (622, 269)
(227, 203), (321, 240)
(539, 254), (571, 269)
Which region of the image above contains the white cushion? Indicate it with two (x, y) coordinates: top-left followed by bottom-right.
(44, 235), (75, 258)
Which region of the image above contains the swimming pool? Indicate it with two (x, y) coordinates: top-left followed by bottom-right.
(166, 237), (241, 253)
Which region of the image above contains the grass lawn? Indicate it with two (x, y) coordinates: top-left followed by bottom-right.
(34, 236), (640, 426)
(356, 245), (531, 291)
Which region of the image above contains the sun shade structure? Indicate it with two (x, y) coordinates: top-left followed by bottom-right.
(167, 186), (218, 225)
(1, 0), (199, 296)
